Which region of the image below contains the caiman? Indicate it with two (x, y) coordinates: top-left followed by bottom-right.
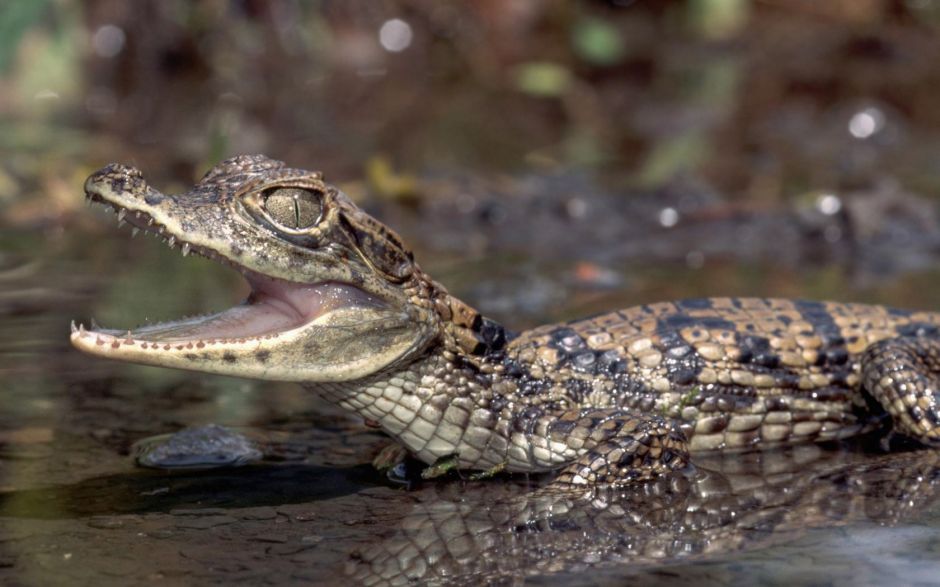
(71, 155), (940, 486)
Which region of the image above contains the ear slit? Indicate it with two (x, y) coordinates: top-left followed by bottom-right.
(339, 213), (413, 283)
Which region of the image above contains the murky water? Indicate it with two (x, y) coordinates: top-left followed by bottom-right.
(3, 189), (940, 585)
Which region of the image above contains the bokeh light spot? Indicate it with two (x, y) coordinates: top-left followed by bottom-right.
(379, 19), (413, 53)
(848, 107), (885, 139)
(659, 207), (679, 227)
(92, 24), (126, 58)
(816, 193), (842, 215)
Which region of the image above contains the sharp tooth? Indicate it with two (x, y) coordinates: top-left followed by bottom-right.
(70, 320), (77, 334)
(79, 323), (85, 334)
(167, 236), (176, 248)
(90, 317), (101, 330)
(117, 209), (126, 222)
(131, 227), (140, 237)
(118, 219), (127, 229)
(181, 243), (191, 256)
(135, 211), (141, 218)
(148, 218), (154, 226)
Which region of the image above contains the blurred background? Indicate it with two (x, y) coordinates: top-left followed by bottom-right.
(3, 2), (940, 584)
(5, 0), (940, 325)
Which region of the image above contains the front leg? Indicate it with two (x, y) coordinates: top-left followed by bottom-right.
(551, 409), (690, 486)
(861, 336), (940, 445)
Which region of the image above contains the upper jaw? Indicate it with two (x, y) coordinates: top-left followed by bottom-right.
(84, 162), (381, 287)
(84, 166), (225, 265)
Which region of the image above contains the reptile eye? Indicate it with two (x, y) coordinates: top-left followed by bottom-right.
(262, 188), (323, 229)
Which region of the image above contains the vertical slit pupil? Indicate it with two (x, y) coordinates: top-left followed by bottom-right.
(261, 187), (323, 229)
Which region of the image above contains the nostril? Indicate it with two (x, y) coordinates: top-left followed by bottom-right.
(85, 163), (148, 198)
(144, 191), (165, 205)
(93, 163), (143, 181)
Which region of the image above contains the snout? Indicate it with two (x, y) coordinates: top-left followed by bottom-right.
(85, 163), (148, 200)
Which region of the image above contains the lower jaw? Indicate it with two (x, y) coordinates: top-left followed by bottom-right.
(69, 302), (425, 383)
(72, 279), (385, 347)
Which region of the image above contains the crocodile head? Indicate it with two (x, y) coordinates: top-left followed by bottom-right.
(71, 155), (443, 382)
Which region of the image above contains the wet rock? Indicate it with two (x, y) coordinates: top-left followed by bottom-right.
(266, 543), (316, 556)
(133, 424), (263, 469)
(174, 515), (237, 529)
(249, 534), (289, 544)
(144, 527), (174, 539)
(169, 508), (229, 516)
(100, 558), (138, 577)
(239, 507), (278, 520)
(288, 511), (319, 522)
(86, 516), (125, 530)
(139, 486), (170, 497)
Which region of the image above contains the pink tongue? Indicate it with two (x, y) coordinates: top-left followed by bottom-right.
(127, 279), (384, 342)
(246, 275), (383, 321)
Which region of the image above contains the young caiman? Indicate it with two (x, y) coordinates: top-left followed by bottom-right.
(71, 155), (940, 486)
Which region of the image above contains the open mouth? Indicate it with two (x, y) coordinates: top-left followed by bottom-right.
(72, 273), (383, 347)
(72, 192), (383, 349)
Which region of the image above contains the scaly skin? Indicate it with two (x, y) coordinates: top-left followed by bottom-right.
(72, 155), (940, 486)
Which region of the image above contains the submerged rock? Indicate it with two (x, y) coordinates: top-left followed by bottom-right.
(133, 424), (263, 469)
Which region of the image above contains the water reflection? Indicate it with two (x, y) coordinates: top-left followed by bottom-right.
(1, 437), (937, 585)
(348, 446), (940, 585)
